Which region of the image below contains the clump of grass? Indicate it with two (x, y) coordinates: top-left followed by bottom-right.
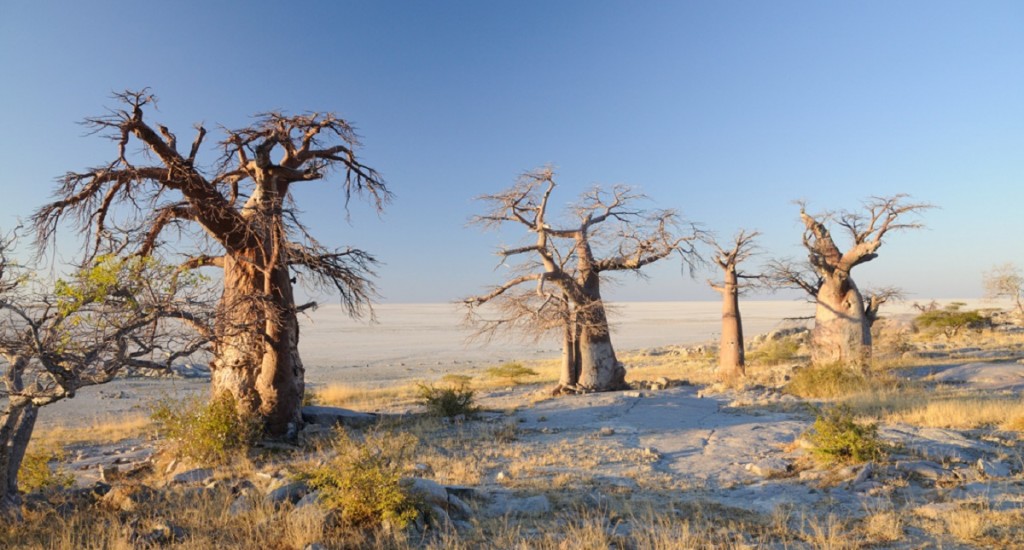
(303, 429), (420, 530)
(19, 448), (75, 493)
(416, 380), (477, 418)
(805, 405), (884, 465)
(485, 362), (539, 384)
(784, 362), (873, 399)
(150, 393), (261, 465)
(748, 338), (800, 366)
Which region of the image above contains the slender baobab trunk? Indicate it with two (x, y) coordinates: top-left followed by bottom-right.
(718, 270), (745, 379)
(812, 275), (870, 368)
(213, 248), (304, 437)
(558, 313), (581, 388)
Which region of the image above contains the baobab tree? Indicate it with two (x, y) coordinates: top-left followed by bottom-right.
(33, 90), (389, 436)
(0, 234), (212, 516)
(770, 196), (930, 368)
(464, 169), (699, 393)
(707, 230), (760, 381)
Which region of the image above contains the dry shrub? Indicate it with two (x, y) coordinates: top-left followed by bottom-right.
(18, 448), (75, 493)
(785, 362), (875, 399)
(416, 381), (477, 418)
(303, 429), (420, 530)
(150, 393), (260, 465)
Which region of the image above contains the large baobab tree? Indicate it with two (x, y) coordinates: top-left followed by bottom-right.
(0, 235), (212, 516)
(464, 169), (698, 393)
(770, 196), (930, 368)
(33, 90), (389, 436)
(707, 230), (760, 381)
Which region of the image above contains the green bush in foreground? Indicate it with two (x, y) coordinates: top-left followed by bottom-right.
(485, 362), (539, 384)
(151, 393), (260, 464)
(784, 362), (872, 399)
(416, 381), (477, 417)
(19, 448), (75, 493)
(304, 430), (420, 530)
(807, 405), (884, 465)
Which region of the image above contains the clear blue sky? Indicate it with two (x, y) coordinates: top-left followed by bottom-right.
(1, 2), (1021, 303)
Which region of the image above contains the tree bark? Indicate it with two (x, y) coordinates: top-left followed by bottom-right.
(812, 275), (870, 368)
(558, 319), (581, 388)
(212, 248), (304, 437)
(574, 268), (626, 391)
(718, 270), (745, 379)
(0, 400), (37, 518)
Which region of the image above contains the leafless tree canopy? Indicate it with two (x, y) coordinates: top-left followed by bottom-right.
(464, 168), (701, 391)
(33, 90), (389, 316)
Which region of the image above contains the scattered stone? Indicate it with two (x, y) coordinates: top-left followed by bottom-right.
(410, 463), (434, 477)
(304, 544), (328, 550)
(485, 493), (551, 516)
(897, 460), (946, 480)
(746, 458), (790, 478)
(99, 464), (120, 483)
(641, 447), (662, 461)
(978, 459), (1012, 478)
(102, 484), (157, 512)
(301, 405), (378, 428)
(265, 480), (309, 506)
(229, 495), (255, 516)
(599, 427), (616, 437)
(852, 462), (874, 486)
(623, 391), (644, 398)
(170, 468), (214, 486)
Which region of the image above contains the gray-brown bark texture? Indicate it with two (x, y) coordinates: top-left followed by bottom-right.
(464, 169), (699, 393)
(32, 90), (389, 437)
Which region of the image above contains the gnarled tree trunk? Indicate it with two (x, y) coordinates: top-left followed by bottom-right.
(0, 398), (38, 517)
(812, 275), (870, 368)
(213, 248), (304, 437)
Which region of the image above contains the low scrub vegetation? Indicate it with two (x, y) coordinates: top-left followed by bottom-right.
(18, 448), (75, 493)
(303, 429), (421, 530)
(914, 302), (990, 340)
(484, 362), (539, 384)
(748, 338), (801, 366)
(806, 405), (885, 465)
(784, 362), (875, 399)
(150, 393), (260, 465)
(416, 380), (478, 417)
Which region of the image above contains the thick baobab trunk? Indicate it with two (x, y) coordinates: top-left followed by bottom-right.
(574, 276), (626, 390)
(812, 276), (870, 368)
(0, 400), (38, 517)
(212, 249), (304, 437)
(719, 272), (745, 380)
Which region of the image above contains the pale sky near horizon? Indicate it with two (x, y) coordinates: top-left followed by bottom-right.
(0, 2), (1021, 304)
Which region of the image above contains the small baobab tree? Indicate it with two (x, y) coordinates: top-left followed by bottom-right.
(0, 234), (212, 516)
(33, 90), (389, 437)
(769, 196), (931, 368)
(706, 230), (760, 381)
(464, 168), (699, 393)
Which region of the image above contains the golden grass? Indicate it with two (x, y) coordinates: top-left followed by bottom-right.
(844, 389), (1024, 430)
(30, 414), (152, 450)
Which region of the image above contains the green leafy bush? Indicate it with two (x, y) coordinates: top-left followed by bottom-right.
(416, 381), (477, 418)
(914, 302), (989, 339)
(485, 362), (539, 384)
(19, 448), (75, 493)
(806, 405), (884, 465)
(151, 393), (260, 464)
(304, 430), (420, 529)
(784, 362), (872, 399)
